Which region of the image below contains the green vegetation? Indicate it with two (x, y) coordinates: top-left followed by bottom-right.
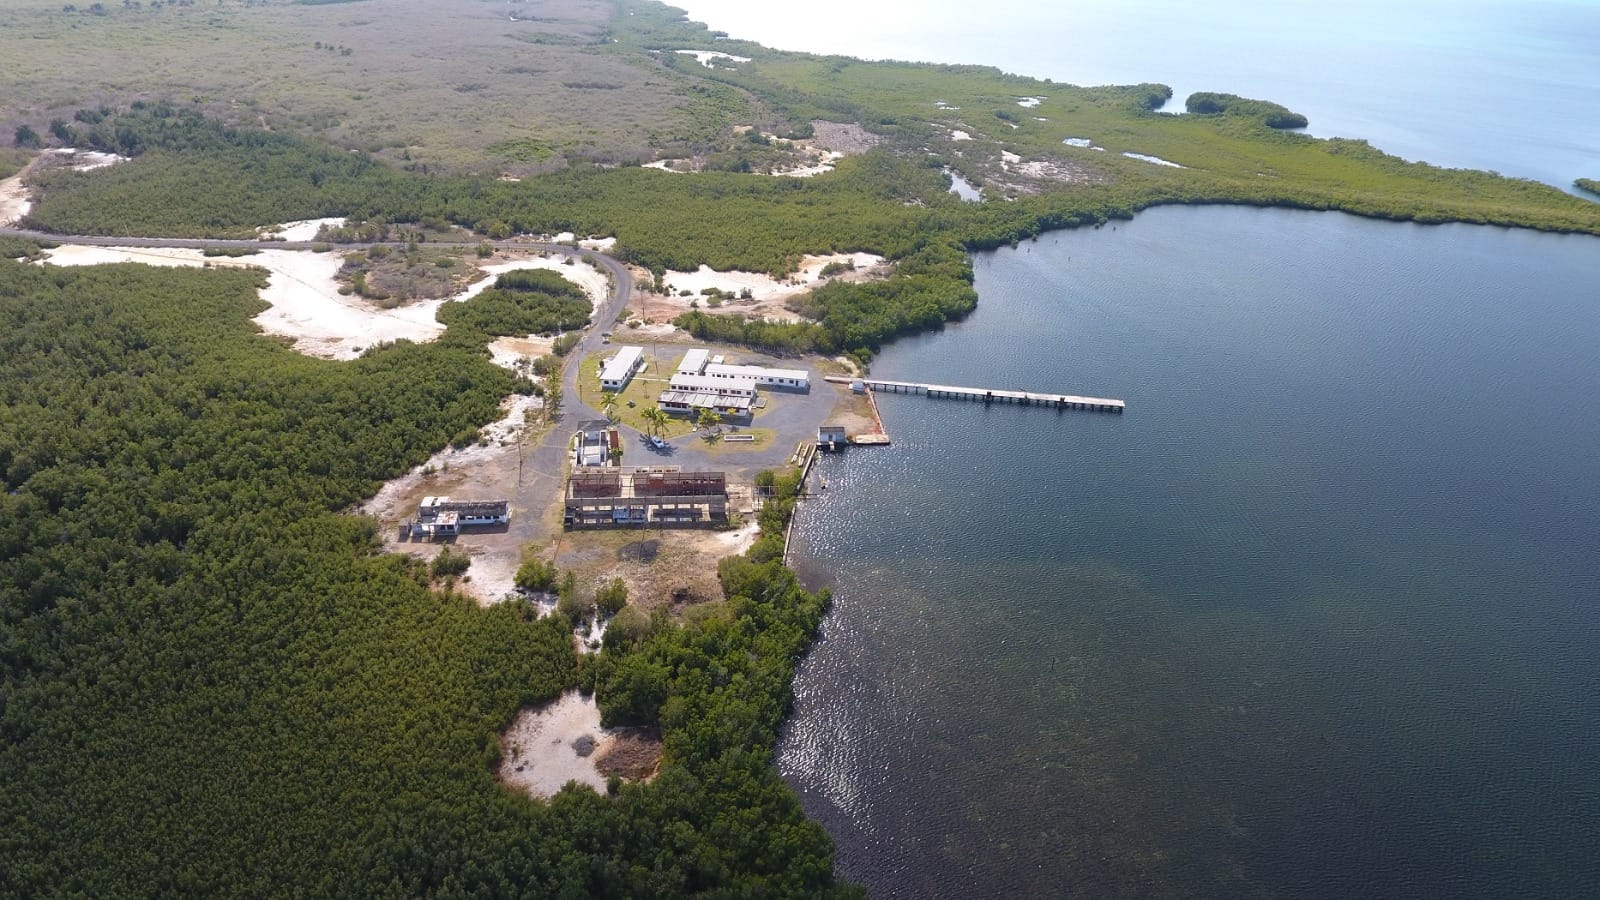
(0, 257), (854, 895)
(1185, 92), (1309, 129)
(22, 48), (1600, 362)
(436, 268), (592, 338)
(1578, 178), (1600, 197)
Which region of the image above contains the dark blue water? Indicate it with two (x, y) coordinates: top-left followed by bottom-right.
(781, 207), (1600, 897)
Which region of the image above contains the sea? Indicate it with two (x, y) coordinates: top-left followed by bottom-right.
(669, 2), (1600, 896)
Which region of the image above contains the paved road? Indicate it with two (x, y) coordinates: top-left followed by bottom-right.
(2, 222), (634, 543)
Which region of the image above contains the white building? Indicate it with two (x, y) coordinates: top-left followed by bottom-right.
(677, 348), (709, 376)
(659, 374), (755, 419)
(668, 373), (756, 397)
(599, 345), (645, 391)
(702, 362), (809, 391)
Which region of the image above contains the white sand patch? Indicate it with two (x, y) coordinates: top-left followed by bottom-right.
(664, 252), (884, 303)
(54, 148), (130, 171)
(578, 236), (617, 251)
(642, 160), (684, 173)
(551, 231), (576, 243)
(0, 171), (32, 226)
(1062, 137), (1094, 148)
(710, 519), (761, 556)
(676, 49), (750, 68)
(1017, 96), (1046, 108)
(488, 335), (556, 371)
(1123, 151), (1186, 168)
(38, 244), (450, 359)
(643, 252), (884, 324)
(260, 217), (346, 242)
(1, 149), (131, 225)
(999, 152), (1096, 185)
(934, 100), (960, 110)
(1033, 116), (1049, 122)
(498, 691), (615, 798)
(461, 257), (611, 314)
(950, 130), (973, 141)
(770, 150), (843, 178)
(1004, 122), (1019, 129)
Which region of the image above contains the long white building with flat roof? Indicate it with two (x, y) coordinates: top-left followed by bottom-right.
(599, 345), (645, 391)
(677, 348), (709, 376)
(702, 362), (809, 391)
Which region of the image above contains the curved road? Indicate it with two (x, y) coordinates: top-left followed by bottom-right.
(1, 223), (634, 542)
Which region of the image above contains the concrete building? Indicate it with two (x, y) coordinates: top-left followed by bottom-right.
(599, 345), (645, 391)
(574, 428), (611, 467)
(677, 348), (709, 376)
(702, 362), (809, 391)
(658, 373), (755, 419)
(817, 425), (848, 450)
(564, 468), (729, 528)
(412, 496), (510, 537)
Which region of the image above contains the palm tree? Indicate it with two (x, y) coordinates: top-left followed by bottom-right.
(643, 406), (670, 438)
(696, 409), (722, 433)
(600, 391), (618, 424)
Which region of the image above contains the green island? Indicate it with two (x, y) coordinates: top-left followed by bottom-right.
(2, 0), (1598, 896)
(1578, 178), (1600, 197)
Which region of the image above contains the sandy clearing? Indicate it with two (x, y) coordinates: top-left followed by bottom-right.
(951, 130), (973, 141)
(642, 160), (684, 173)
(498, 691), (614, 798)
(1017, 96), (1046, 108)
(0, 173), (32, 226)
(578, 236), (616, 251)
(37, 244), (450, 359)
(1, 149), (131, 225)
(260, 217), (346, 241)
(770, 150), (844, 178)
(462, 257), (612, 314)
(488, 335), (556, 371)
(642, 252), (887, 323)
(362, 391), (542, 607)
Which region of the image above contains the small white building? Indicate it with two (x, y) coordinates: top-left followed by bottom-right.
(677, 348), (710, 376)
(599, 346), (645, 391)
(702, 362), (809, 391)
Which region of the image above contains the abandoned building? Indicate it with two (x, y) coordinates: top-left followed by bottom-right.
(564, 468), (729, 528)
(411, 495), (511, 537)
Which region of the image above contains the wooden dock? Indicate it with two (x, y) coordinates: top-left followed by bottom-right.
(825, 376), (1124, 413)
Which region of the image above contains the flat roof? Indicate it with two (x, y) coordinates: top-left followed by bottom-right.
(668, 373), (756, 395)
(600, 345), (644, 383)
(658, 390), (752, 411)
(677, 348), (709, 374)
(703, 362), (809, 381)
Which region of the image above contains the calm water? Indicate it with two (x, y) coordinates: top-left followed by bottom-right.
(782, 207), (1600, 897)
(664, 0), (1600, 894)
(673, 0), (1600, 189)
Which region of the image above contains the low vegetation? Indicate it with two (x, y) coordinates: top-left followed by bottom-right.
(1578, 178), (1600, 197)
(436, 268), (592, 338)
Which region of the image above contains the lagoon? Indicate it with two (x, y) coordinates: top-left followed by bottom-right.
(783, 206), (1600, 896)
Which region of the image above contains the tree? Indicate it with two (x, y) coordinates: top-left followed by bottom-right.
(696, 408), (721, 432)
(595, 578), (628, 618)
(643, 405), (670, 438)
(600, 390), (619, 424)
(14, 124), (41, 148)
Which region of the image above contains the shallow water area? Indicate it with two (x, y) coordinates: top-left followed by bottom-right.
(782, 206), (1600, 897)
